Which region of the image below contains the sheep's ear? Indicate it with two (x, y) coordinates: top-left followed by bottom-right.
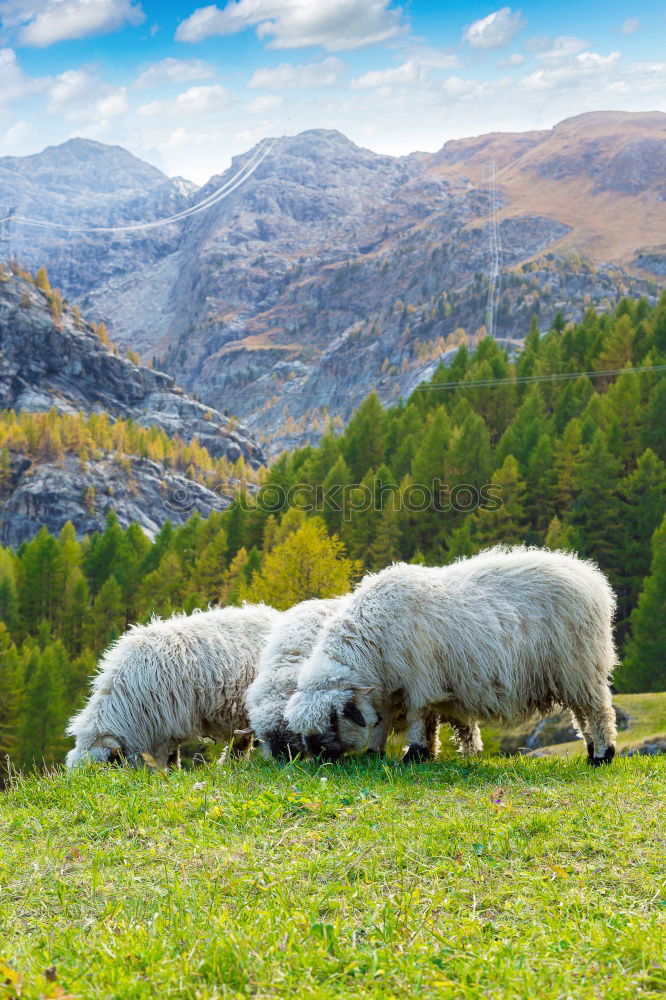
(91, 735), (122, 752)
(342, 701), (367, 728)
(89, 736), (123, 765)
(350, 684), (375, 695)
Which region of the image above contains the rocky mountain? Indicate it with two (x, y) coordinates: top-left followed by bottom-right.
(0, 271), (263, 464)
(0, 138), (195, 300)
(0, 270), (263, 542)
(0, 450), (224, 547)
(1, 112), (663, 450)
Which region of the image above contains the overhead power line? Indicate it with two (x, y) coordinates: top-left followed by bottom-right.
(414, 364), (666, 392)
(0, 137), (276, 234)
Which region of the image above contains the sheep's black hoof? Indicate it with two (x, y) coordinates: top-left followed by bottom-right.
(402, 743), (430, 764)
(589, 745), (615, 767)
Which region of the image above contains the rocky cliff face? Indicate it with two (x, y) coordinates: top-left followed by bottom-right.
(0, 450), (226, 547)
(0, 273), (263, 464)
(1, 114), (663, 450)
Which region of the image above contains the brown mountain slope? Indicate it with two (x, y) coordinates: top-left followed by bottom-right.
(429, 111), (666, 273)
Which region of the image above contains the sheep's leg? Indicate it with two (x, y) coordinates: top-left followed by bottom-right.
(402, 710), (436, 763)
(569, 709), (594, 762)
(424, 711), (441, 757)
(442, 715), (483, 755)
(577, 685), (616, 766)
(168, 746), (181, 770)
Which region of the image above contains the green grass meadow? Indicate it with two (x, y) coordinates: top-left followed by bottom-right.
(1, 748), (664, 999)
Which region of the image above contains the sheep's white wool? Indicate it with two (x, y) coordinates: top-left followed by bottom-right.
(66, 604), (280, 768)
(245, 596), (350, 758)
(286, 547), (618, 762)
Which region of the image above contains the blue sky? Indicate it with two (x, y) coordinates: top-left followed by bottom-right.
(0, 0), (664, 183)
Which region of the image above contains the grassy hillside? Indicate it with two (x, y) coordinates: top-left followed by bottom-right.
(1, 754), (664, 1000)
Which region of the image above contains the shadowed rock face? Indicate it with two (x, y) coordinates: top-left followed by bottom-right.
(1, 115), (663, 450)
(0, 273), (264, 542)
(0, 451), (227, 546)
(0, 274), (264, 465)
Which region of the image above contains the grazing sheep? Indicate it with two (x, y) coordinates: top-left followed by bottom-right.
(241, 596), (351, 759)
(66, 604), (280, 768)
(285, 547), (617, 766)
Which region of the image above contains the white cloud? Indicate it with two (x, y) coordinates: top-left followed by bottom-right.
(441, 75), (485, 97)
(47, 68), (130, 123)
(249, 56), (342, 89)
(175, 0), (406, 52)
(463, 7), (525, 51)
(0, 46), (47, 105)
(96, 86), (128, 117)
(522, 50), (621, 90)
(136, 99), (163, 117)
(48, 68), (92, 108)
(247, 93), (284, 113)
(533, 36), (588, 59)
(134, 57), (215, 90)
(7, 0), (145, 48)
(3, 119), (30, 147)
(137, 83), (230, 118)
(621, 17), (640, 35)
(500, 52), (524, 67)
(175, 84), (230, 113)
(350, 59), (426, 89)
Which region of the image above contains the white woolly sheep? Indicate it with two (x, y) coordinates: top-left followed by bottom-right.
(240, 596), (351, 759)
(66, 604), (280, 768)
(285, 546), (618, 766)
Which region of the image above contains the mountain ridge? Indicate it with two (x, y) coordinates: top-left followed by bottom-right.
(1, 111), (664, 448)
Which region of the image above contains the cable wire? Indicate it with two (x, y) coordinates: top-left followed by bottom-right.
(414, 363), (666, 392)
(0, 137), (277, 234)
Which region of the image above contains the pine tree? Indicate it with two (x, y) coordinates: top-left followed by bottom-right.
(17, 526), (64, 633)
(474, 454), (528, 546)
(619, 513), (666, 692)
(495, 386), (549, 471)
(525, 433), (557, 541)
(88, 575), (124, 651)
(113, 522), (151, 625)
(410, 406), (450, 488)
(190, 529), (228, 604)
(0, 547), (18, 629)
(642, 379), (666, 462)
(567, 429), (622, 570)
(321, 456), (353, 536)
(544, 514), (577, 551)
(343, 392), (385, 480)
(83, 511), (122, 598)
(246, 518), (359, 610)
(0, 624), (23, 776)
(34, 266), (51, 296)
(445, 412), (492, 492)
(617, 449), (666, 626)
(140, 551), (185, 617)
(445, 518), (477, 561)
(19, 642), (68, 767)
(369, 500), (402, 570)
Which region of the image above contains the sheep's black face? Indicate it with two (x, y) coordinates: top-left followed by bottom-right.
(304, 708), (353, 762)
(267, 729), (305, 760)
(303, 700), (376, 762)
